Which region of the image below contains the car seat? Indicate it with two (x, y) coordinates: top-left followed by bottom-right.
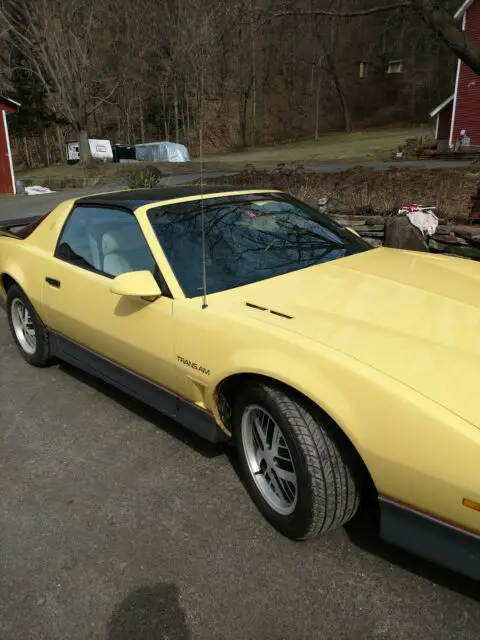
(101, 226), (154, 277)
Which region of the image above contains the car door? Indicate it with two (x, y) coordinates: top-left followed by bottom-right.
(41, 204), (178, 416)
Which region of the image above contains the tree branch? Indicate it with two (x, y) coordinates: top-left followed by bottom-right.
(412, 0), (480, 75)
(273, 2), (410, 18)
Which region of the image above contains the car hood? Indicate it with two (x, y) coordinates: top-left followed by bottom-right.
(213, 248), (480, 427)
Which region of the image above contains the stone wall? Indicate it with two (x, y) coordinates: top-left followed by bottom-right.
(330, 214), (480, 260)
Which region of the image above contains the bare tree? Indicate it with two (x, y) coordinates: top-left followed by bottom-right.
(0, 0), (120, 162)
(273, 1), (480, 75)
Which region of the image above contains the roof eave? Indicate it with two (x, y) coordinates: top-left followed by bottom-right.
(454, 0), (475, 20)
(0, 96), (21, 108)
(429, 94), (454, 118)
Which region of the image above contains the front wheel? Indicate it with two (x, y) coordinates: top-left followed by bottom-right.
(7, 285), (52, 367)
(233, 381), (361, 540)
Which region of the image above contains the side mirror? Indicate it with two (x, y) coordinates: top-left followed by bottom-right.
(110, 270), (161, 300)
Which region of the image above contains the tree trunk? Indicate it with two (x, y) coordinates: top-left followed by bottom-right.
(186, 91), (191, 146)
(324, 50), (352, 133)
(78, 128), (91, 164)
(250, 0), (256, 147)
(333, 73), (352, 133)
(162, 86), (169, 141)
(139, 101), (145, 143)
(55, 125), (64, 162)
(23, 136), (32, 169)
(173, 78), (179, 143)
(314, 74), (321, 141)
(43, 129), (51, 166)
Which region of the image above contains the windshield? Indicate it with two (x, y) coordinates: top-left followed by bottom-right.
(148, 193), (370, 297)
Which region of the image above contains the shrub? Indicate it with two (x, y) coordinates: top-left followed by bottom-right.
(127, 166), (163, 189)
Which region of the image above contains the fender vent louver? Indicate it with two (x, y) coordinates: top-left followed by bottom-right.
(245, 302), (293, 320)
(269, 309), (293, 320)
(246, 302), (268, 311)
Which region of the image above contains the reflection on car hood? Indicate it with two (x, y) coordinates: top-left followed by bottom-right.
(214, 248), (480, 427)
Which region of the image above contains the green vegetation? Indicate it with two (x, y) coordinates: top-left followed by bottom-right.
(204, 127), (429, 166)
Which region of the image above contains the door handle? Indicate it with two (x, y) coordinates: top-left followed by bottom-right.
(45, 277), (61, 288)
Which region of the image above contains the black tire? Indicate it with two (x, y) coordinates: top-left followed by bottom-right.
(7, 285), (52, 367)
(233, 381), (361, 540)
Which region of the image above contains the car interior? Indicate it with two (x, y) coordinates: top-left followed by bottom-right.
(56, 211), (155, 278)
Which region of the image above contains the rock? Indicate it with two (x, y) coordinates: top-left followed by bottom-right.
(435, 224), (453, 235)
(451, 225), (480, 243)
(384, 216), (429, 252)
(318, 197), (330, 214)
(429, 239), (448, 252)
(357, 230), (385, 237)
(447, 244), (480, 259)
(430, 234), (467, 245)
(364, 237), (383, 248)
(429, 239), (480, 258)
(354, 225), (385, 233)
(365, 216), (385, 225)
(330, 217), (367, 227)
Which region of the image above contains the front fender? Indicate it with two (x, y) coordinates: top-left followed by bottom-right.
(209, 345), (360, 445)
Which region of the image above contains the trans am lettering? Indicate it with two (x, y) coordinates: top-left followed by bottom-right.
(177, 356), (210, 376)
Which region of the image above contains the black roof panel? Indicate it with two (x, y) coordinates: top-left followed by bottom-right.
(76, 185), (264, 210)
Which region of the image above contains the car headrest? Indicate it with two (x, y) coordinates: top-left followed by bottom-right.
(102, 226), (143, 255)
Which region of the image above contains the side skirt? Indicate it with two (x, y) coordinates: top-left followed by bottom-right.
(379, 496), (480, 580)
(50, 333), (228, 444)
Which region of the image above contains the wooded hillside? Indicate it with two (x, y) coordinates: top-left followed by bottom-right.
(0, 1), (472, 166)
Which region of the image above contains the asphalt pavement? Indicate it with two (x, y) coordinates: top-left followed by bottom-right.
(0, 304), (479, 640)
(0, 171), (231, 222)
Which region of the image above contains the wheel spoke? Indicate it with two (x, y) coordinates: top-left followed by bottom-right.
(266, 466), (284, 500)
(255, 446), (265, 467)
(275, 466), (296, 485)
(253, 414), (267, 447)
(270, 424), (283, 457)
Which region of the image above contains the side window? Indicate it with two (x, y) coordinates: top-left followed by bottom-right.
(55, 206), (156, 278)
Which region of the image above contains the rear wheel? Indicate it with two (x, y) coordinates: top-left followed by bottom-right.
(233, 381), (361, 540)
(7, 285), (52, 367)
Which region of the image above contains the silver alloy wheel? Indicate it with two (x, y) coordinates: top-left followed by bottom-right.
(11, 298), (37, 355)
(241, 405), (298, 516)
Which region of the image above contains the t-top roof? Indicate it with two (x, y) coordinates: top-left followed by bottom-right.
(76, 185), (272, 210)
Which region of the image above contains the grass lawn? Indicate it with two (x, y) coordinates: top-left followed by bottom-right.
(203, 126), (431, 166)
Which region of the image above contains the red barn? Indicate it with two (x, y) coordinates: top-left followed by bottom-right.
(0, 96), (20, 194)
(430, 0), (480, 150)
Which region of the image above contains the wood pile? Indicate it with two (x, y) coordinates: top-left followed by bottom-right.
(330, 214), (480, 260)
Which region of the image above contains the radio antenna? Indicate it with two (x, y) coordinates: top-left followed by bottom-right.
(199, 62), (208, 310)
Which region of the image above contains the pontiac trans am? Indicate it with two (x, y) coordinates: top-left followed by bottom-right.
(0, 186), (479, 579)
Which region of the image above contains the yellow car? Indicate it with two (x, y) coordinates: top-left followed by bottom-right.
(1, 187), (479, 578)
